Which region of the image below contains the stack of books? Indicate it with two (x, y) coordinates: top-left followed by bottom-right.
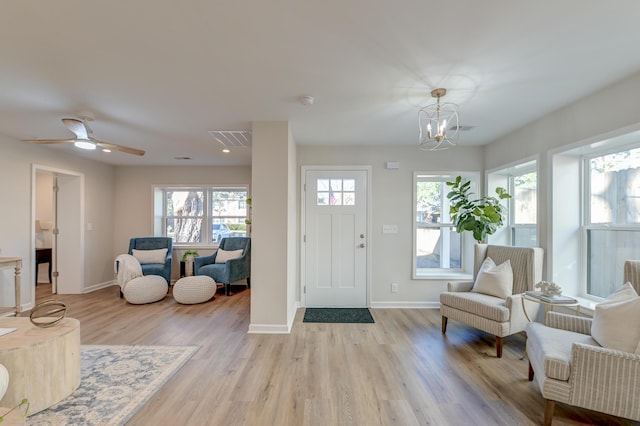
(525, 291), (578, 304)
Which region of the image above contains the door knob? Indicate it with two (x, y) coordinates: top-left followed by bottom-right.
(360, 234), (365, 238)
(359, 243), (365, 248)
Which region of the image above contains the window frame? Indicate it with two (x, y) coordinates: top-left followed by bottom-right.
(413, 171), (478, 279)
(486, 159), (538, 247)
(155, 185), (249, 247)
(508, 167), (538, 247)
(581, 146), (640, 299)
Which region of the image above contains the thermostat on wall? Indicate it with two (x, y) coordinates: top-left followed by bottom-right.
(385, 161), (400, 169)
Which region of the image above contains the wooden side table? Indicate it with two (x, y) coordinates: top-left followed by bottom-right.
(0, 317), (80, 415)
(0, 258), (22, 315)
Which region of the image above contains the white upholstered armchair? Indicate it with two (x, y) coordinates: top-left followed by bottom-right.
(526, 260), (640, 425)
(440, 244), (544, 357)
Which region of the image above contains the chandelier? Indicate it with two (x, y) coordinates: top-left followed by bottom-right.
(418, 88), (459, 151)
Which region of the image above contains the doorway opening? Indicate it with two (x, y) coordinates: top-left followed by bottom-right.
(32, 165), (84, 301)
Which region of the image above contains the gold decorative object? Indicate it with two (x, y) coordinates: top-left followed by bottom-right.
(29, 300), (67, 328)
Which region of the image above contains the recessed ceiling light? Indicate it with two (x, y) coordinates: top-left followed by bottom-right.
(222, 149), (230, 153)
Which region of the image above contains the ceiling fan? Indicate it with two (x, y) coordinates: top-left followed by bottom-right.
(22, 115), (145, 156)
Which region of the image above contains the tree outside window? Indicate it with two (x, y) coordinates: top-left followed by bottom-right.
(586, 148), (640, 298)
(414, 174), (467, 276)
(159, 186), (249, 246)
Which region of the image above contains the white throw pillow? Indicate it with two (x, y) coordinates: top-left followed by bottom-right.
(215, 248), (244, 264)
(604, 281), (638, 301)
(591, 283), (640, 354)
(471, 257), (513, 299)
(132, 248), (168, 265)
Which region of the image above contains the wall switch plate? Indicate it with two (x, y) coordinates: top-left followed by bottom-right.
(391, 283), (398, 293)
(382, 224), (398, 234)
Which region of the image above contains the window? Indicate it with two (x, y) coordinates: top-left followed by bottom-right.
(585, 147), (640, 298)
(414, 173), (474, 277)
(511, 170), (537, 247)
(487, 161), (537, 247)
(157, 186), (249, 246)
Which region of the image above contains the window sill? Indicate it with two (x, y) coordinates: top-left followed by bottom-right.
(413, 272), (473, 281)
(571, 296), (597, 317)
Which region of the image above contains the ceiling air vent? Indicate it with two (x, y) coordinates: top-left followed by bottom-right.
(208, 130), (252, 148)
(449, 125), (475, 132)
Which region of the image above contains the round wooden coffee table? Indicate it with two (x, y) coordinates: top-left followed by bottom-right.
(0, 317), (80, 415)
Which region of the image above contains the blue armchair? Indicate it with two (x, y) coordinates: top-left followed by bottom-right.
(194, 237), (250, 296)
(128, 237), (173, 284)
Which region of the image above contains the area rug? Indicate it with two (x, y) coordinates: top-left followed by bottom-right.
(27, 344), (199, 426)
(303, 308), (374, 323)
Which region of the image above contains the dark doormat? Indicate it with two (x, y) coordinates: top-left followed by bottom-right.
(303, 308), (374, 323)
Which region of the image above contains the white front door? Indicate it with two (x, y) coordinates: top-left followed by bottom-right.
(304, 168), (368, 307)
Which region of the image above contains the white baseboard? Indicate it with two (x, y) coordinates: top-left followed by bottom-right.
(248, 301), (299, 334)
(370, 301), (440, 309)
(248, 323), (291, 334)
(83, 280), (117, 294)
(19, 302), (34, 313)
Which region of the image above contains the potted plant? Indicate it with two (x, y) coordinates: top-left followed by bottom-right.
(245, 198), (252, 236)
(446, 176), (511, 243)
(181, 250), (199, 276)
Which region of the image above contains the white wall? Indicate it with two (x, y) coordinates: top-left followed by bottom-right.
(0, 136), (115, 309)
(249, 122), (296, 332)
(297, 144), (483, 307)
(112, 165), (252, 281)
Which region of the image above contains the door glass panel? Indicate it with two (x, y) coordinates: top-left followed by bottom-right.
(343, 192), (355, 205)
(316, 178), (356, 206)
(317, 192), (329, 205)
(343, 179), (355, 191)
(317, 179), (329, 191)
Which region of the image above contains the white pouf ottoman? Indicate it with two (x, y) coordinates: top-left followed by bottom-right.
(173, 276), (217, 304)
(123, 275), (168, 304)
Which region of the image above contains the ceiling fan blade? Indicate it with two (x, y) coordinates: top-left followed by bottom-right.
(22, 139), (77, 144)
(62, 118), (90, 139)
(95, 141), (145, 156)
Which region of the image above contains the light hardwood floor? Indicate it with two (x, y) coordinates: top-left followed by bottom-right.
(29, 284), (638, 426)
